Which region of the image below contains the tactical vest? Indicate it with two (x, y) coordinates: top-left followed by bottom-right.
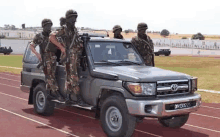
(39, 33), (57, 54)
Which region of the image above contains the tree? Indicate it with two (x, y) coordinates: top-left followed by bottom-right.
(124, 30), (129, 34)
(11, 25), (16, 30)
(192, 32), (205, 40)
(128, 29), (134, 33)
(160, 29), (170, 37)
(22, 24), (25, 29)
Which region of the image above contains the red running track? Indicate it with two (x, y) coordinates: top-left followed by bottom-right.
(0, 72), (219, 137)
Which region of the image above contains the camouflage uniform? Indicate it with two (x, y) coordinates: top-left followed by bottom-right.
(32, 31), (58, 93)
(113, 25), (124, 39)
(131, 23), (155, 66)
(55, 24), (83, 95)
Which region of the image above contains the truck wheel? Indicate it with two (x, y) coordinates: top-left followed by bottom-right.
(33, 83), (55, 116)
(165, 54), (169, 56)
(158, 114), (189, 128)
(100, 95), (136, 137)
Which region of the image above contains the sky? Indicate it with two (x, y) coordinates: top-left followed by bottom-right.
(0, 0), (220, 35)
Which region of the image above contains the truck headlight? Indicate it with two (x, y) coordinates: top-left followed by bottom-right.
(191, 77), (198, 93)
(125, 82), (156, 96)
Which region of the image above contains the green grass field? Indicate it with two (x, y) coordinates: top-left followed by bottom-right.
(0, 55), (23, 74)
(155, 56), (220, 91)
(0, 55), (23, 67)
(0, 55), (219, 103)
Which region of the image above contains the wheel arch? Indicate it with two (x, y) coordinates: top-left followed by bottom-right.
(95, 87), (126, 119)
(28, 79), (45, 104)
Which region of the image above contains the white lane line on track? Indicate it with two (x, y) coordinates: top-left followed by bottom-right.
(0, 66), (22, 69)
(1, 78), (220, 135)
(0, 107), (79, 137)
(202, 106), (220, 110)
(0, 92), (27, 101)
(0, 76), (20, 82)
(1, 72), (220, 94)
(0, 91), (96, 120)
(0, 73), (20, 78)
(0, 90), (162, 137)
(185, 124), (220, 133)
(0, 83), (20, 89)
(1, 82), (220, 111)
(191, 113), (220, 120)
(135, 129), (162, 137)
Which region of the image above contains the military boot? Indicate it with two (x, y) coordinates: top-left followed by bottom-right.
(76, 94), (89, 107)
(55, 91), (65, 102)
(65, 94), (72, 106)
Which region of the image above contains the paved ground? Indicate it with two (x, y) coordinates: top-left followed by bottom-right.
(0, 72), (219, 137)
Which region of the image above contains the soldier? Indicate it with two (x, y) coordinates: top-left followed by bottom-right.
(113, 25), (124, 39)
(50, 9), (87, 106)
(131, 23), (155, 66)
(30, 19), (65, 101)
(54, 17), (67, 63)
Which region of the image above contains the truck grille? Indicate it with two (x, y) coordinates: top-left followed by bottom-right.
(157, 80), (190, 96)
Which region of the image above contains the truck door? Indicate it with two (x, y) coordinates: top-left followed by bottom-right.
(21, 43), (43, 87)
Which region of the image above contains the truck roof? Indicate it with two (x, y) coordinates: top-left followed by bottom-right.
(78, 31), (131, 43)
(89, 37), (131, 43)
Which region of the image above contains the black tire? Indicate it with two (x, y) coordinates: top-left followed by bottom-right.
(155, 54), (159, 56)
(158, 114), (189, 128)
(33, 83), (55, 116)
(100, 95), (136, 137)
(165, 54), (169, 56)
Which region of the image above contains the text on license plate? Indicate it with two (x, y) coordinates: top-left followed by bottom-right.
(174, 102), (191, 109)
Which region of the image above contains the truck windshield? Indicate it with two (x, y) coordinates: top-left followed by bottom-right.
(88, 42), (143, 65)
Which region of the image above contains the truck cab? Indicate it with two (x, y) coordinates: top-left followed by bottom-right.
(20, 33), (201, 137)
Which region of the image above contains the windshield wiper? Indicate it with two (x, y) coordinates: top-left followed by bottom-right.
(95, 60), (122, 66)
(117, 60), (142, 65)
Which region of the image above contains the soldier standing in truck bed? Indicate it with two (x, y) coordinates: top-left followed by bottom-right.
(50, 9), (87, 106)
(131, 23), (155, 66)
(54, 17), (66, 63)
(113, 25), (124, 39)
(29, 19), (65, 101)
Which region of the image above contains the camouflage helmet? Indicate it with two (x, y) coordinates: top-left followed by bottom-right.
(41, 18), (53, 27)
(65, 9), (78, 19)
(113, 25), (122, 33)
(137, 22), (148, 30)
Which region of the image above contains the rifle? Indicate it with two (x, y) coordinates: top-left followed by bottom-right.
(140, 38), (155, 66)
(59, 28), (81, 64)
(36, 35), (50, 69)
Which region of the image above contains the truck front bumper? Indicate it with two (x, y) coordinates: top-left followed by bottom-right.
(126, 93), (201, 117)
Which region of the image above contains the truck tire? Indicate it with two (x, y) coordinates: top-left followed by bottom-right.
(165, 54), (169, 56)
(158, 114), (189, 128)
(33, 83), (55, 116)
(100, 95), (136, 137)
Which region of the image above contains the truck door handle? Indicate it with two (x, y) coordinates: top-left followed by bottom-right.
(80, 76), (87, 78)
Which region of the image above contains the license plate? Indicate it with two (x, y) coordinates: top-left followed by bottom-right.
(174, 102), (191, 109)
